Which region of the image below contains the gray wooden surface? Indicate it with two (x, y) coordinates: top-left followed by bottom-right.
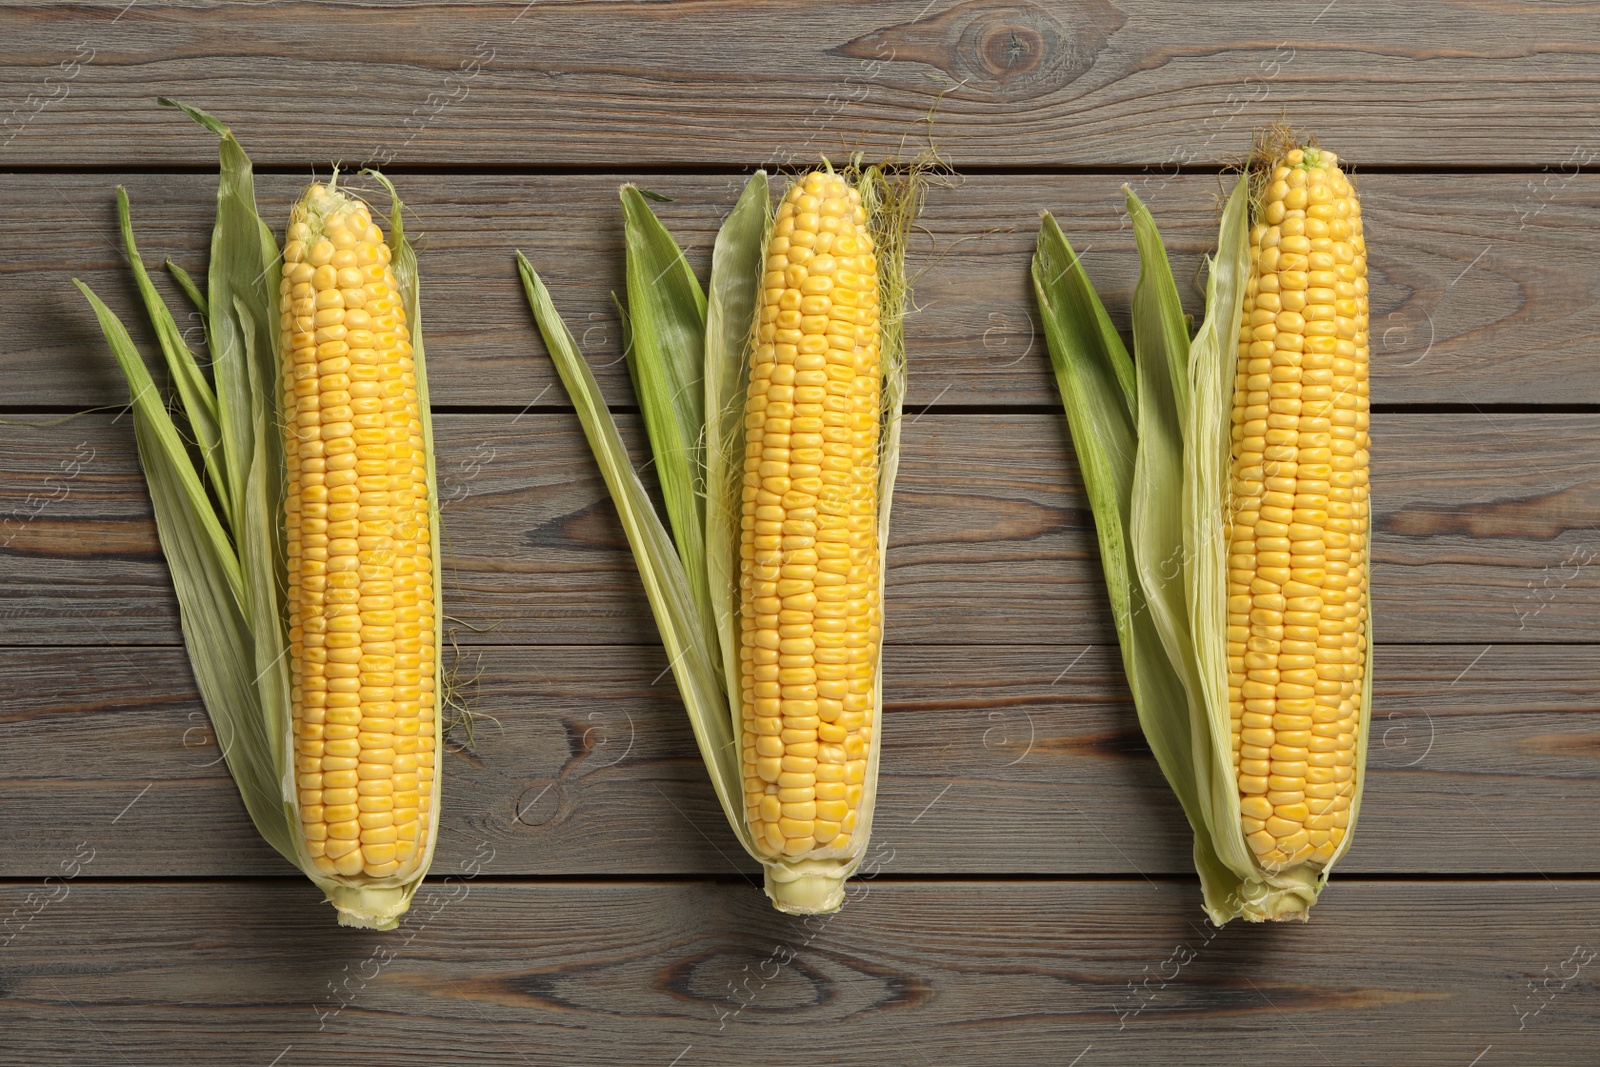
(5, 173), (1595, 408)
(1, 2), (1596, 1064)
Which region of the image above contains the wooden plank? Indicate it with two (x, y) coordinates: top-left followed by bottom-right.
(0, 1), (1595, 168)
(4, 412), (1599, 647)
(4, 170), (1594, 408)
(0, 879), (1594, 1065)
(1, 644), (1594, 878)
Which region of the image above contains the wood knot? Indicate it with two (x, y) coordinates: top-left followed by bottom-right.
(660, 948), (836, 1012)
(514, 780), (561, 826)
(834, 0), (1121, 101)
(974, 21), (1047, 83)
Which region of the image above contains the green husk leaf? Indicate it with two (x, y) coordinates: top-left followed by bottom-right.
(703, 172), (770, 706)
(166, 259), (210, 318)
(1178, 174), (1269, 921)
(518, 252), (757, 858)
(182, 100), (278, 543)
(235, 290), (304, 873)
(136, 401), (299, 858)
(1031, 214), (1135, 580)
(619, 186), (715, 655)
(1185, 176), (1259, 908)
(156, 101), (306, 875)
(1127, 188), (1206, 718)
(1132, 182), (1312, 923)
(74, 281), (242, 602)
(179, 98), (293, 852)
(1127, 191), (1193, 416)
(1122, 189), (1249, 918)
(1031, 216), (1237, 917)
(158, 96), (228, 137)
(114, 187), (226, 520)
(76, 279), (296, 859)
(612, 292), (638, 403)
(233, 294), (293, 803)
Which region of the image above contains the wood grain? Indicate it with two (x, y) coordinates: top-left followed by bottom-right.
(1, 644), (1594, 878)
(0, 879), (1594, 1066)
(4, 171), (1595, 408)
(0, 2), (1592, 1060)
(0, 1), (1595, 168)
(4, 412), (1599, 647)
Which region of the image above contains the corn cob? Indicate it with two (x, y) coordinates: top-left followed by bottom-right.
(739, 171), (881, 860)
(82, 101), (443, 928)
(280, 183), (438, 881)
(1033, 133), (1373, 922)
(522, 161), (918, 913)
(1225, 146), (1369, 872)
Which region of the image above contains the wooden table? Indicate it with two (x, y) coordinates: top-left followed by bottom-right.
(2, 2), (1597, 1063)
